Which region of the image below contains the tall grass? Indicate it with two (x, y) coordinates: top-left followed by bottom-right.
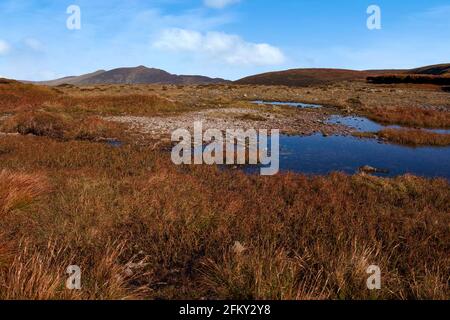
(0, 135), (448, 300)
(0, 170), (49, 216)
(0, 81), (58, 113)
(377, 128), (450, 146)
(1, 111), (121, 142)
(363, 106), (450, 129)
(0, 81), (448, 300)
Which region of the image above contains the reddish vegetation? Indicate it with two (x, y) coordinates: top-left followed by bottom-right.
(363, 106), (450, 129)
(0, 170), (49, 217)
(377, 128), (450, 146)
(1, 111), (68, 139)
(0, 81), (448, 300)
(0, 135), (448, 300)
(236, 68), (371, 87)
(1, 111), (120, 142)
(0, 80), (181, 116)
(56, 94), (180, 116)
(0, 80), (58, 112)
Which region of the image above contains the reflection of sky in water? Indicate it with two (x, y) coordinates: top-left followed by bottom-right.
(186, 101), (450, 179)
(246, 134), (450, 179)
(327, 115), (450, 134)
(251, 100), (322, 109)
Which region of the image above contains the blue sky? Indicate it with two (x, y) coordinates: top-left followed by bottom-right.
(0, 0), (449, 80)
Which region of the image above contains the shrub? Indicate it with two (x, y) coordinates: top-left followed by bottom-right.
(1, 111), (68, 140)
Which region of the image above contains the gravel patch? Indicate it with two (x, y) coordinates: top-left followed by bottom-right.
(104, 108), (353, 139)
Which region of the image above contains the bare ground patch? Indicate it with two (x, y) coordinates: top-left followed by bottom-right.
(104, 107), (353, 140)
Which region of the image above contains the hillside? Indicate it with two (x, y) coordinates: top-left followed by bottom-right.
(236, 64), (450, 87)
(409, 63), (450, 75)
(36, 70), (107, 86)
(35, 66), (228, 86)
(235, 68), (371, 87)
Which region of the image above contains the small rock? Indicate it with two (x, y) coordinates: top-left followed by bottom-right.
(358, 165), (389, 174)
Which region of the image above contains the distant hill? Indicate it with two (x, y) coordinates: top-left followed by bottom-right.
(35, 66), (228, 86)
(236, 69), (370, 87)
(409, 64), (450, 76)
(36, 70), (107, 86)
(236, 64), (450, 87)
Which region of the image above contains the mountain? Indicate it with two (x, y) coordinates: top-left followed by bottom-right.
(36, 66), (228, 86)
(36, 70), (107, 86)
(235, 64), (450, 87)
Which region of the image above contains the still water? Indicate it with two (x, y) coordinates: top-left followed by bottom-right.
(250, 101), (450, 178)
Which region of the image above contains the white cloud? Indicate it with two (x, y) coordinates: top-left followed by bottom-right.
(204, 0), (240, 9)
(154, 28), (285, 66)
(24, 38), (44, 51)
(0, 40), (10, 55)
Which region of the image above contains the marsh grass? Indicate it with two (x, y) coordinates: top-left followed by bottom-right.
(1, 111), (122, 142)
(0, 81), (448, 300)
(362, 106), (450, 129)
(0, 81), (59, 113)
(54, 94), (185, 117)
(353, 128), (450, 146)
(377, 128), (450, 146)
(0, 135), (448, 300)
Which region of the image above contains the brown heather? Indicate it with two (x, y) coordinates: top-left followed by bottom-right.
(0, 135), (448, 300)
(377, 128), (450, 147)
(362, 106), (450, 129)
(0, 81), (448, 300)
(0, 80), (58, 112)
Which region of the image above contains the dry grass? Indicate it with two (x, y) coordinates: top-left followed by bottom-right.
(53, 94), (185, 117)
(0, 135), (448, 300)
(363, 106), (450, 129)
(377, 128), (450, 146)
(0, 81), (448, 300)
(1, 111), (121, 142)
(1, 111), (69, 139)
(0, 81), (59, 113)
(0, 81), (197, 118)
(0, 169), (49, 216)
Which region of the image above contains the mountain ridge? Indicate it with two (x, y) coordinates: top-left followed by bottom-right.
(34, 66), (229, 86)
(24, 63), (450, 87)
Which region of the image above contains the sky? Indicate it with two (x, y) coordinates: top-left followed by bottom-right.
(0, 0), (449, 81)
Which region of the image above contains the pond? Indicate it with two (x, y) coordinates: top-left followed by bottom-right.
(251, 100), (322, 109)
(327, 115), (450, 134)
(245, 134), (450, 179)
(249, 101), (450, 179)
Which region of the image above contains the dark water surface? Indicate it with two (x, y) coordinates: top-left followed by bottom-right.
(327, 115), (450, 134)
(249, 101), (450, 178)
(252, 100), (322, 109)
(246, 134), (450, 179)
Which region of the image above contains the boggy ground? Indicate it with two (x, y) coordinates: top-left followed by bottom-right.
(53, 80), (450, 142)
(0, 80), (449, 300)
